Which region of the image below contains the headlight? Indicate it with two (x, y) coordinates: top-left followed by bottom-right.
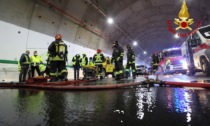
(181, 60), (188, 69)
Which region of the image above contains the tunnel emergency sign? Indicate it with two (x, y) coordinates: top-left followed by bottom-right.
(167, 0), (201, 37)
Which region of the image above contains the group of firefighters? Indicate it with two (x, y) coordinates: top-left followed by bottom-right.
(18, 34), (137, 83)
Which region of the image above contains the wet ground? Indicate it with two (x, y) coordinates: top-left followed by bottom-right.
(1, 77), (210, 126)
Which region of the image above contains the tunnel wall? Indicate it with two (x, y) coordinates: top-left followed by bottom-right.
(0, 0), (114, 82)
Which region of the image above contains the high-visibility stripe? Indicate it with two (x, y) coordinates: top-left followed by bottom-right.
(50, 73), (56, 76)
(193, 43), (210, 53)
(61, 69), (67, 73)
(119, 70), (123, 74)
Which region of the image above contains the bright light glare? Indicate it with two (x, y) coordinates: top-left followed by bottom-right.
(174, 34), (179, 39)
(133, 41), (137, 46)
(107, 17), (114, 24)
(144, 51), (147, 54)
(181, 60), (188, 69)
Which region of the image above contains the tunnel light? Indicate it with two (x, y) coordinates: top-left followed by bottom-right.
(107, 17), (114, 24)
(133, 41), (137, 46)
(174, 33), (179, 39)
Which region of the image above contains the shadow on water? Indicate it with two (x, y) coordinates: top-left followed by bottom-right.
(0, 86), (210, 126)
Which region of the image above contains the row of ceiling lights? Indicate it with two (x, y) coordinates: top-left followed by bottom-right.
(106, 17), (147, 55)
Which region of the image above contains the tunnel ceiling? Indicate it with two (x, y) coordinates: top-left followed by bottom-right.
(37, 0), (210, 58)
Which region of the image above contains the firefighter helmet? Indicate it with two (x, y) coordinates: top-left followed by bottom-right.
(127, 45), (131, 49)
(97, 49), (101, 53)
(113, 41), (118, 47)
(55, 34), (62, 40)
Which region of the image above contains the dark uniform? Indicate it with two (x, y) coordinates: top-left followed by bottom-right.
(19, 50), (30, 82)
(112, 41), (124, 80)
(125, 45), (136, 79)
(93, 49), (105, 79)
(151, 53), (159, 74)
(72, 54), (80, 80)
(48, 34), (68, 81)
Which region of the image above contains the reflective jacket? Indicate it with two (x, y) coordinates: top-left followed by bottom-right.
(30, 55), (43, 67)
(166, 59), (171, 66)
(48, 40), (68, 61)
(80, 55), (88, 67)
(19, 53), (30, 66)
(39, 64), (46, 72)
(88, 60), (95, 66)
(127, 48), (135, 64)
(93, 53), (105, 65)
(112, 45), (124, 62)
(72, 55), (80, 67)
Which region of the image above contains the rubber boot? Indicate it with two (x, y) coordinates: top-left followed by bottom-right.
(115, 74), (120, 80)
(125, 72), (128, 79)
(133, 73), (136, 79)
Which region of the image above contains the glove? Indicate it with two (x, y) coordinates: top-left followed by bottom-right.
(117, 56), (122, 61)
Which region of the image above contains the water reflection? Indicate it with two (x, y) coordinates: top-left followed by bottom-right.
(0, 87), (210, 126)
(44, 91), (67, 126)
(136, 87), (156, 120)
(173, 89), (192, 122)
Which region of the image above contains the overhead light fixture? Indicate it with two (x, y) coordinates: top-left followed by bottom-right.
(107, 17), (114, 24)
(144, 51), (147, 54)
(133, 41), (137, 46)
(174, 33), (179, 39)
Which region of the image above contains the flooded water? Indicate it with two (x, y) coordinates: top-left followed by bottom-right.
(0, 86), (210, 126)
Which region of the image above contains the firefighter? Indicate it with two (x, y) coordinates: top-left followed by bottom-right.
(19, 50), (30, 82)
(80, 53), (88, 68)
(125, 45), (136, 79)
(88, 57), (95, 66)
(93, 49), (105, 79)
(48, 34), (68, 82)
(30, 51), (43, 77)
(105, 56), (111, 65)
(112, 41), (124, 80)
(72, 54), (81, 80)
(165, 58), (171, 71)
(151, 53), (159, 74)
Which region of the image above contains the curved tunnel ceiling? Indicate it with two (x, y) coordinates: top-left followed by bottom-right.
(98, 0), (210, 56)
(31, 0), (210, 59)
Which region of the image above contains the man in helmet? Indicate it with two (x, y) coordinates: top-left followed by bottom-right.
(151, 52), (159, 74)
(112, 41), (124, 80)
(125, 45), (136, 79)
(19, 50), (31, 82)
(48, 34), (68, 82)
(93, 49), (105, 79)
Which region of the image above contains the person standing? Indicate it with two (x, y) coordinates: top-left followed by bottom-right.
(112, 41), (124, 80)
(151, 53), (159, 74)
(72, 54), (81, 80)
(93, 49), (105, 79)
(19, 50), (30, 82)
(125, 45), (136, 79)
(80, 53), (88, 67)
(30, 51), (43, 77)
(48, 34), (68, 82)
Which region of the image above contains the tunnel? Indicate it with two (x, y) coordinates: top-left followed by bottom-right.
(1, 0), (210, 126)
